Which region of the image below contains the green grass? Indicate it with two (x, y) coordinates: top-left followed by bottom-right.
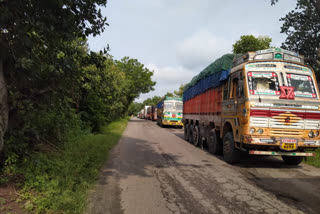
(304, 148), (320, 167)
(20, 118), (129, 213)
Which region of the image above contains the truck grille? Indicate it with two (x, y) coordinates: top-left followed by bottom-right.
(305, 120), (320, 129)
(269, 113), (304, 129)
(250, 117), (269, 127)
(269, 129), (303, 138)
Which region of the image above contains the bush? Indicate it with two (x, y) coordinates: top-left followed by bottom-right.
(12, 118), (128, 213)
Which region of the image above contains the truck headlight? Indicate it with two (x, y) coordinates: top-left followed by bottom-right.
(315, 131), (319, 137)
(257, 129), (264, 134)
(249, 128), (255, 134)
(309, 131), (315, 138)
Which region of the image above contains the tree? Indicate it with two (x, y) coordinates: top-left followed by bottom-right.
(115, 57), (156, 113)
(128, 102), (144, 116)
(0, 0), (108, 151)
(143, 96), (162, 106)
(271, 0), (320, 76)
(232, 35), (272, 54)
(271, 0), (320, 19)
(164, 92), (175, 97)
(174, 84), (185, 97)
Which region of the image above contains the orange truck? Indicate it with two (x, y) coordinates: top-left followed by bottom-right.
(183, 48), (320, 165)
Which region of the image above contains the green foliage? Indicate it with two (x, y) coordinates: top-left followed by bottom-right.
(174, 84), (185, 97)
(164, 92), (175, 97)
(115, 57), (156, 108)
(0, 1), (155, 212)
(143, 96), (162, 106)
(304, 148), (320, 167)
(232, 35), (272, 54)
(17, 118), (128, 214)
(128, 102), (144, 116)
(273, 0), (320, 77)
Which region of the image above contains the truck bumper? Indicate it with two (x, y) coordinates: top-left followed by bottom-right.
(243, 135), (320, 147)
(162, 120), (183, 126)
(249, 150), (315, 157)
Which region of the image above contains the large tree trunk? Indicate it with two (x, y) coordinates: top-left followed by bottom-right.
(0, 59), (8, 151)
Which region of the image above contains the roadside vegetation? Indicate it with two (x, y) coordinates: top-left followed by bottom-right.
(2, 118), (129, 213)
(305, 149), (320, 168)
(0, 0), (154, 213)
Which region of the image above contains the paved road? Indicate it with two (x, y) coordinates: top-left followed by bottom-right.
(87, 117), (320, 214)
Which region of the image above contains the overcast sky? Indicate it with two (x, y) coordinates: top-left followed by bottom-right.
(88, 0), (296, 102)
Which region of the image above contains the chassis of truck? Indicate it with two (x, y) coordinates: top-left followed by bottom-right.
(183, 48), (320, 165)
(157, 97), (183, 127)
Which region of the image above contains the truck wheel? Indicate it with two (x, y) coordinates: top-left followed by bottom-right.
(208, 130), (222, 155)
(193, 126), (200, 147)
(282, 156), (303, 165)
(188, 125), (194, 144)
(223, 132), (240, 164)
(184, 124), (189, 141)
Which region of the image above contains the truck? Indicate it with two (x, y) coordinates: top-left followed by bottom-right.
(144, 105), (151, 119)
(138, 109), (144, 119)
(183, 48), (320, 165)
(146, 106), (152, 120)
(157, 96), (183, 127)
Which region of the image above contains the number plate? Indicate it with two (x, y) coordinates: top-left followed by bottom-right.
(280, 138), (297, 151)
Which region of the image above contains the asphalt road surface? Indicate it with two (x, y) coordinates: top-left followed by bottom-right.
(87, 117), (320, 214)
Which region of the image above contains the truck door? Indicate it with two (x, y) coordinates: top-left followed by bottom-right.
(225, 71), (243, 115)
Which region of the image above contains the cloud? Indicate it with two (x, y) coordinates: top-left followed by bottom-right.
(135, 63), (196, 102)
(147, 63), (194, 85)
(176, 29), (232, 69)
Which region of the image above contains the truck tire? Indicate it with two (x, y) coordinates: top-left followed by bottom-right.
(208, 130), (222, 155)
(193, 125), (200, 147)
(223, 132), (240, 164)
(184, 124), (189, 141)
(188, 125), (194, 144)
(282, 156), (303, 165)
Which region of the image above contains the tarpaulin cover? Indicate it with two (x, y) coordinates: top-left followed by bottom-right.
(157, 96), (182, 108)
(183, 54), (236, 102)
(157, 101), (163, 109)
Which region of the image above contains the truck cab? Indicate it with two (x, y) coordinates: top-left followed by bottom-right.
(222, 48), (320, 164)
(157, 97), (183, 127)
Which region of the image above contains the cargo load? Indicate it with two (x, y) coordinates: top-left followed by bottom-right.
(183, 48), (320, 165)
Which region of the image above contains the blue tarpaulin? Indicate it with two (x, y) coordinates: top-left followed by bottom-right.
(183, 69), (230, 102)
(183, 54), (235, 102)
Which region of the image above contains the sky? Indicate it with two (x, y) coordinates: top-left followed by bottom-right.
(88, 0), (297, 102)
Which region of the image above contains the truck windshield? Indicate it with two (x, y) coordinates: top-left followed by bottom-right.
(176, 103), (183, 111)
(247, 72), (280, 96)
(286, 73), (317, 98)
(164, 102), (173, 110)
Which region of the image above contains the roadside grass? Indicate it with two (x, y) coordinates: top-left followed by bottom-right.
(304, 148), (320, 167)
(19, 117), (129, 213)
